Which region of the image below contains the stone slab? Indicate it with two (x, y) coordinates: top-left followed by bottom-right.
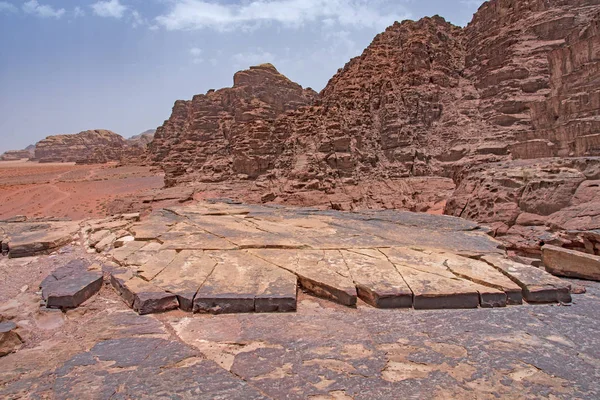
(250, 249), (357, 307)
(136, 249), (178, 281)
(186, 215), (306, 249)
(110, 240), (147, 265)
(341, 249), (413, 308)
(43, 272), (103, 309)
(4, 222), (79, 258)
(158, 230), (237, 251)
(194, 251), (297, 314)
(542, 244), (600, 281)
(110, 270), (179, 315)
(443, 254), (523, 305)
(152, 250), (218, 311)
(122, 242), (163, 266)
(482, 255), (572, 303)
(381, 247), (505, 309)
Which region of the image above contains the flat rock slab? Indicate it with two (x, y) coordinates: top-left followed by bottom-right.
(444, 254), (523, 305)
(342, 249), (413, 308)
(0, 321), (22, 357)
(40, 259), (103, 309)
(482, 255), (572, 303)
(250, 249), (357, 307)
(2, 221), (79, 258)
(542, 244), (600, 281)
(111, 270), (179, 315)
(194, 251), (297, 314)
(106, 202), (584, 314)
(382, 248), (487, 309)
(152, 251), (218, 311)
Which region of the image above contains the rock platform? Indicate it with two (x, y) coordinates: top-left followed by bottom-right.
(103, 202), (576, 314)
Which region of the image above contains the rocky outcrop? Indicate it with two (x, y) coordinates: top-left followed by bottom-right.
(509, 8), (600, 158)
(119, 129), (157, 165)
(445, 157), (600, 255)
(0, 145), (35, 161)
(445, 7), (600, 256)
(34, 130), (128, 164)
(128, 130), (155, 147)
(149, 64), (317, 185)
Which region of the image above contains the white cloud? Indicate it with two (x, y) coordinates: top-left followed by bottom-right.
(190, 47), (204, 64)
(0, 1), (17, 13)
(91, 0), (127, 19)
(73, 6), (85, 18)
(156, 0), (409, 32)
(131, 10), (144, 27)
(22, 0), (65, 18)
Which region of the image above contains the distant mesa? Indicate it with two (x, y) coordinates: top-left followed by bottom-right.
(34, 129), (129, 164)
(0, 145), (35, 161)
(0, 128), (157, 164)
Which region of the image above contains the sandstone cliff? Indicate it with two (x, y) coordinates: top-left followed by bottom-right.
(446, 7), (600, 256)
(34, 130), (128, 164)
(149, 64), (317, 185)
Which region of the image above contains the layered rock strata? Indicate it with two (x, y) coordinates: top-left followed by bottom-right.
(34, 129), (128, 164)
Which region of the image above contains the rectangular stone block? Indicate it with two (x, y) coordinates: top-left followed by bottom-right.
(542, 244), (600, 281)
(482, 255), (572, 303)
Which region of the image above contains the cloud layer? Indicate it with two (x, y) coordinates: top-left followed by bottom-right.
(22, 0), (65, 18)
(156, 0), (409, 31)
(91, 0), (127, 19)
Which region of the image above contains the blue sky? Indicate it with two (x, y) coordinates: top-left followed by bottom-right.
(0, 0), (484, 153)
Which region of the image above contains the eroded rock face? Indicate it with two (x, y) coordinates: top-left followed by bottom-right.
(34, 129), (128, 164)
(0, 145), (34, 161)
(511, 9), (600, 159)
(446, 157), (600, 255)
(149, 64), (317, 185)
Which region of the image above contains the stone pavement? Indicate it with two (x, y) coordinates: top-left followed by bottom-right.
(99, 202), (577, 314)
(1, 280), (599, 399)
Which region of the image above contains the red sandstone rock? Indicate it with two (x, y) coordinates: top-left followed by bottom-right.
(0, 145), (34, 161)
(148, 0), (600, 251)
(34, 129), (128, 164)
(149, 64), (316, 185)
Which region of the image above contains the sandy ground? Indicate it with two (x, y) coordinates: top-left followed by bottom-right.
(0, 160), (163, 220)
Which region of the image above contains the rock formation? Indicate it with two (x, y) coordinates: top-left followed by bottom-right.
(150, 0), (600, 254)
(127, 130), (155, 147)
(119, 129), (156, 165)
(149, 64), (317, 185)
(446, 6), (600, 256)
(0, 145), (34, 161)
(34, 129), (128, 164)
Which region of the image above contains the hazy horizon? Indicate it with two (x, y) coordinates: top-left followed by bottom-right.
(0, 0), (485, 153)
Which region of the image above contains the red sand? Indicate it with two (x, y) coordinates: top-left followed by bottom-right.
(0, 161), (163, 220)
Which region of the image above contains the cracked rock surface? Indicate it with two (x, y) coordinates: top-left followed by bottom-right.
(87, 202), (581, 314)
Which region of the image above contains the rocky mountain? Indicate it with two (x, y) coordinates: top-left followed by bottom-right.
(149, 63), (317, 185)
(0, 145), (35, 161)
(127, 129), (156, 147)
(149, 0), (600, 256)
(34, 130), (128, 164)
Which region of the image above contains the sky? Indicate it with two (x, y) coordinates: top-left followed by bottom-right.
(0, 0), (485, 153)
